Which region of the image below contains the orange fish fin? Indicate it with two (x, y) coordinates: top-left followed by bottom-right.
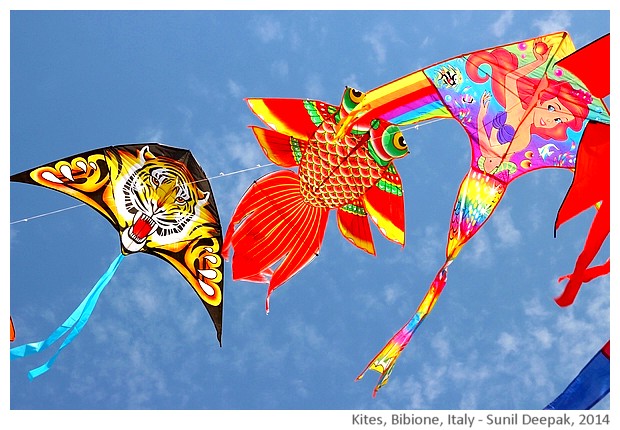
(249, 126), (307, 168)
(10, 316), (15, 342)
(337, 202), (376, 255)
(363, 164), (405, 246)
(247, 98), (336, 141)
(223, 170), (329, 311)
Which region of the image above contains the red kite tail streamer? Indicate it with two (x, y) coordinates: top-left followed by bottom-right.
(554, 202), (610, 307)
(222, 170), (329, 312)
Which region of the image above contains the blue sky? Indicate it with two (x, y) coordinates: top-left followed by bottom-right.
(5, 4), (612, 419)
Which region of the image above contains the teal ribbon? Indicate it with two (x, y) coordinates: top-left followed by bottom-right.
(10, 253), (125, 380)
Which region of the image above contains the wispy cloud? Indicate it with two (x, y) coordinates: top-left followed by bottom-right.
(412, 224), (444, 273)
(532, 11), (572, 34)
(497, 331), (519, 354)
(136, 125), (165, 143)
(227, 79), (244, 99)
(491, 11), (515, 38)
(363, 33), (388, 65)
(252, 15), (284, 43)
(490, 207), (522, 247)
(362, 22), (401, 65)
(531, 327), (553, 349)
(461, 229), (492, 268)
(341, 73), (360, 91)
(304, 73), (325, 100)
(270, 59), (289, 79)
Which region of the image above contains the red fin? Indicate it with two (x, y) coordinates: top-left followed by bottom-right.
(247, 98), (334, 141)
(337, 203), (376, 255)
(556, 122), (610, 230)
(555, 202), (610, 307)
(363, 164), (405, 246)
(555, 33), (609, 98)
(554, 121), (610, 307)
(250, 126), (307, 168)
(223, 170), (329, 311)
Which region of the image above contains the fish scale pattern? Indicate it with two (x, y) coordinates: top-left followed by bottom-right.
(299, 118), (383, 208)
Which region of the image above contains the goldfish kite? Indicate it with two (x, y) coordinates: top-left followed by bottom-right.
(10, 143), (223, 379)
(353, 32), (609, 396)
(223, 88), (411, 312)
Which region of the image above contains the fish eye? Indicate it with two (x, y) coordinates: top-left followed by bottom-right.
(382, 125), (408, 158)
(342, 87), (366, 112)
(350, 88), (363, 102)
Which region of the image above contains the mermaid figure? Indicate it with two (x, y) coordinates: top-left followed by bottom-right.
(468, 39), (590, 175)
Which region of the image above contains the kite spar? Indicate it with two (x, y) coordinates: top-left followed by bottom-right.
(10, 143), (223, 379)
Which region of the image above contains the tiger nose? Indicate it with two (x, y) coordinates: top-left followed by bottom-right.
(154, 184), (176, 208)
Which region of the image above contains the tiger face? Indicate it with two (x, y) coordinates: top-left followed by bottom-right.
(18, 142), (223, 311)
(117, 146), (209, 253)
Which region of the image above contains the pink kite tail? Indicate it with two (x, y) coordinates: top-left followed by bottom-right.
(356, 262), (450, 397)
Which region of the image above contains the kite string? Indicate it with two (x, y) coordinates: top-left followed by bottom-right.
(9, 117), (445, 225)
(10, 203), (88, 224)
(9, 162), (277, 225)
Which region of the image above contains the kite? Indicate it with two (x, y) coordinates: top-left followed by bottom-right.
(545, 341), (610, 410)
(10, 143), (223, 379)
(223, 87), (410, 312)
(545, 33), (610, 410)
(553, 33), (610, 307)
(351, 31), (610, 396)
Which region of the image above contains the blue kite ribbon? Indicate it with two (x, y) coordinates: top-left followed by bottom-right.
(10, 253), (125, 380)
(544, 341), (610, 410)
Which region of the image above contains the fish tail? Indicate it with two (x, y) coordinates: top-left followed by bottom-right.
(357, 263), (450, 396)
(223, 170), (329, 312)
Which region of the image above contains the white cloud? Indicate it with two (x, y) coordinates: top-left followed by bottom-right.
(363, 33), (388, 65)
(398, 377), (429, 409)
(381, 281), (409, 307)
(491, 11), (514, 38)
(531, 327), (553, 349)
(253, 16), (284, 43)
(419, 36), (431, 49)
(532, 11), (572, 34)
(491, 207), (522, 247)
(522, 296), (551, 318)
(270, 59), (289, 79)
(341, 73), (360, 91)
(461, 229), (492, 268)
(459, 390), (479, 410)
(226, 132), (265, 167)
(136, 125), (165, 143)
(304, 74), (325, 100)
(431, 328), (451, 360)
(362, 22), (401, 65)
(497, 332), (519, 354)
(227, 79), (244, 99)
(412, 224), (444, 272)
